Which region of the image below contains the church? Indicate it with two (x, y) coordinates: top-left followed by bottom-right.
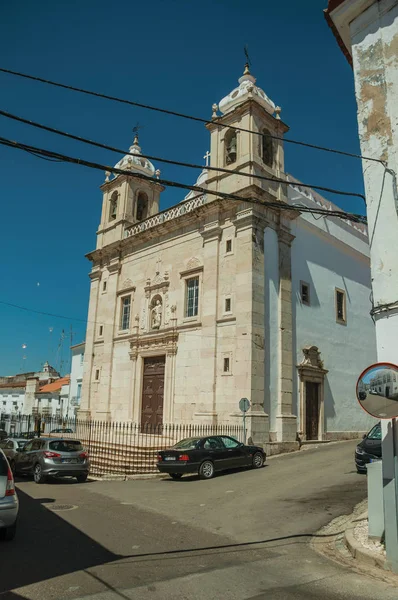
(79, 64), (377, 450)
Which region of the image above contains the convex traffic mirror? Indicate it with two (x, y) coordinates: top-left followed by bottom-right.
(356, 363), (398, 419)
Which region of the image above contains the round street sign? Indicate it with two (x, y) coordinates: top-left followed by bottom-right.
(239, 397), (250, 413)
(356, 362), (398, 419)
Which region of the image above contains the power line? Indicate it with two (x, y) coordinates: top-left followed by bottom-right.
(0, 108), (366, 204)
(0, 65), (383, 165)
(0, 134), (367, 224)
(0, 298), (263, 349)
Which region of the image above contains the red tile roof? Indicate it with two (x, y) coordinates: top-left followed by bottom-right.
(39, 376), (70, 394)
(0, 381), (26, 389)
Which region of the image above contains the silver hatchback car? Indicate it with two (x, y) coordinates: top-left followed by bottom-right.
(14, 437), (90, 484)
(0, 449), (18, 540)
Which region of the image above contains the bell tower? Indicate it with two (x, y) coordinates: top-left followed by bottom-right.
(96, 134), (164, 250)
(206, 64), (289, 203)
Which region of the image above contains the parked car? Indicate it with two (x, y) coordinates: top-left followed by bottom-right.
(17, 431), (38, 440)
(14, 437), (90, 484)
(0, 449), (18, 541)
(355, 422), (381, 473)
(157, 435), (266, 480)
(0, 439), (26, 472)
(50, 428), (74, 434)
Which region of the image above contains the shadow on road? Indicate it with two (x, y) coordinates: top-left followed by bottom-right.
(161, 465), (269, 483)
(0, 488), (120, 595)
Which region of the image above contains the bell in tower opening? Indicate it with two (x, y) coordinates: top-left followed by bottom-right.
(225, 129), (237, 165)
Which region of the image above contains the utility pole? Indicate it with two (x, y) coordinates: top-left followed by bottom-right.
(325, 0), (398, 572)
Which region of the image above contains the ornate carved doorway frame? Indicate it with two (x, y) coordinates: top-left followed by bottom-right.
(297, 346), (328, 441)
(129, 328), (178, 424)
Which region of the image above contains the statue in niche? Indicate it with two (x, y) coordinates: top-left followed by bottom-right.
(151, 299), (162, 329)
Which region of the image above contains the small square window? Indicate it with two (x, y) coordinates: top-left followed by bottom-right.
(225, 297), (231, 312)
(226, 239), (232, 253)
(103, 281), (107, 292)
(99, 325), (103, 336)
(300, 282), (310, 306)
(223, 357), (230, 373)
(335, 288), (346, 324)
(95, 369), (100, 381)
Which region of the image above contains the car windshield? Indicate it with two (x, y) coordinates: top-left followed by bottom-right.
(0, 441), (7, 449)
(367, 423), (381, 440)
(173, 438), (200, 450)
(0, 452), (8, 476)
(49, 440), (83, 452)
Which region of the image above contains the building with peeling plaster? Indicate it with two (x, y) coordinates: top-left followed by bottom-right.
(325, 0), (398, 363)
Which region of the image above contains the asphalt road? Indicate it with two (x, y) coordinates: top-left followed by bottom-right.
(360, 394), (398, 418)
(1, 440), (397, 600)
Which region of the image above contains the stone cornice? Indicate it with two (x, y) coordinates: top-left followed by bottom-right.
(207, 99), (289, 133)
(100, 174), (165, 193)
(278, 229), (295, 246)
(200, 225), (222, 243)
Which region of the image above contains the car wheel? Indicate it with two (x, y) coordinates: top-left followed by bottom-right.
(252, 452), (264, 469)
(76, 474), (88, 483)
(169, 473), (183, 480)
(33, 463), (46, 484)
(199, 460), (214, 480)
(3, 522), (16, 541)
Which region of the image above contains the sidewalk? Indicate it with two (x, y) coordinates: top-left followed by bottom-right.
(312, 499), (398, 586)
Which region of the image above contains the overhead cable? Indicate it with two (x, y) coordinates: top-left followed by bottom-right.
(0, 135), (367, 225)
(0, 108), (366, 204)
(0, 65), (383, 164)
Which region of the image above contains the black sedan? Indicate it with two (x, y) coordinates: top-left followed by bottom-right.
(355, 422), (381, 473)
(157, 435), (266, 480)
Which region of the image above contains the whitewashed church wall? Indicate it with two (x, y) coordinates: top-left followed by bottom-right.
(291, 216), (377, 435)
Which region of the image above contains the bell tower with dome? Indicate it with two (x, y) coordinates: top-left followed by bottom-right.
(96, 133), (164, 250)
(206, 64), (289, 203)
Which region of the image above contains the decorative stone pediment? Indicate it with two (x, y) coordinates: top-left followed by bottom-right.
(297, 346), (328, 374)
(121, 278), (133, 290)
(129, 328), (179, 361)
(186, 256), (201, 270)
(144, 272), (170, 296)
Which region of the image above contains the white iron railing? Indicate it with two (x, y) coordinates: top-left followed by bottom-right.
(125, 194), (207, 238)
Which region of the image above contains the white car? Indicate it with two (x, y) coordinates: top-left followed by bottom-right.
(0, 449), (18, 541)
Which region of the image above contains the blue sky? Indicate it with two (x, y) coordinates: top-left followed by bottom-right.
(0, 0), (363, 375)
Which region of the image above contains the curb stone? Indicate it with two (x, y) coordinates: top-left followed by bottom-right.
(344, 511), (388, 570)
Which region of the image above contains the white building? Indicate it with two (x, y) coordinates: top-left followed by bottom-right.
(0, 362), (60, 419)
(79, 64), (377, 451)
(68, 342), (85, 415)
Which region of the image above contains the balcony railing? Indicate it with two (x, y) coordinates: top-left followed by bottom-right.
(125, 194), (207, 238)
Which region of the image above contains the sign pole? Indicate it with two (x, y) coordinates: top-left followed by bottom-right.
(239, 397), (250, 444)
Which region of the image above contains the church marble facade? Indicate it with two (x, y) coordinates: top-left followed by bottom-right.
(79, 65), (376, 447)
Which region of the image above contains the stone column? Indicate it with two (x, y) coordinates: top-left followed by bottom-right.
(79, 267), (101, 419)
(275, 228), (297, 442)
(234, 209), (269, 447)
(197, 222), (222, 423)
(103, 258), (122, 420)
